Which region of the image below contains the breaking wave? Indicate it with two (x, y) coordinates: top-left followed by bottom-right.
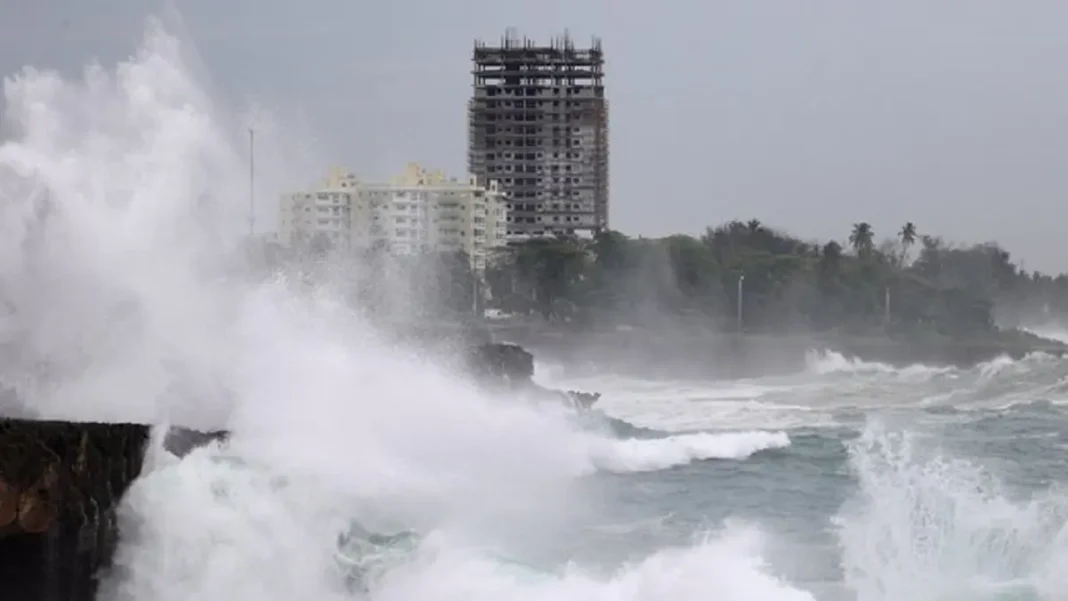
(588, 430), (791, 473)
(804, 350), (955, 380)
(111, 441), (818, 601)
(836, 422), (1068, 601)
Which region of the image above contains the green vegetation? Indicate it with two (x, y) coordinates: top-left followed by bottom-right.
(247, 221), (1068, 352)
(484, 221), (1068, 347)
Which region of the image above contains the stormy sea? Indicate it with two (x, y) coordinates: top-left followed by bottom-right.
(3, 17), (1068, 601)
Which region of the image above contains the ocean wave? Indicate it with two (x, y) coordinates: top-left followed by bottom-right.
(835, 421), (1068, 601)
(586, 430), (791, 474)
(564, 347), (1068, 434)
(104, 439), (811, 601)
(365, 524), (815, 601)
(805, 348), (1064, 386)
(804, 349), (956, 380)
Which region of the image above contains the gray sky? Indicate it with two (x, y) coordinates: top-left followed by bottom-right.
(3, 0), (1068, 272)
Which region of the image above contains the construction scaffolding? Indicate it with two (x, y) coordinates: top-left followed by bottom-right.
(468, 29), (609, 239)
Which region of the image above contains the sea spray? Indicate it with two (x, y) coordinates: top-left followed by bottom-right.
(0, 17), (246, 427)
(588, 430), (791, 473)
(835, 421), (1068, 601)
(0, 18), (819, 601)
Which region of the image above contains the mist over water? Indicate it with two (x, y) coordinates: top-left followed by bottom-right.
(4, 17), (1068, 601)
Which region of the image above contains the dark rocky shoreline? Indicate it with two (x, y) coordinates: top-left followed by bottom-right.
(0, 420), (145, 601)
(0, 342), (596, 601)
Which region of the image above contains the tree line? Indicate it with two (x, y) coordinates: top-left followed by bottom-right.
(483, 220), (1068, 342)
(250, 221), (1068, 344)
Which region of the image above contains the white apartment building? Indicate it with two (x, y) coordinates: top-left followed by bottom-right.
(278, 163), (509, 272)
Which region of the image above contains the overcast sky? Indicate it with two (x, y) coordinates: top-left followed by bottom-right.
(2, 0), (1068, 272)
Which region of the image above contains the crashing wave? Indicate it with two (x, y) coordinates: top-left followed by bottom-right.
(336, 524), (421, 591)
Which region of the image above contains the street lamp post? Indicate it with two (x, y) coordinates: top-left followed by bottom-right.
(884, 285), (891, 329)
(472, 273), (480, 317)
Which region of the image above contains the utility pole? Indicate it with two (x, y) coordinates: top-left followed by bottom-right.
(248, 128), (256, 237)
(737, 274), (745, 334)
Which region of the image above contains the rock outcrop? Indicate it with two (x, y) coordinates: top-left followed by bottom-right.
(0, 420), (229, 601)
(568, 391), (601, 410)
(0, 419), (148, 601)
(161, 427), (229, 458)
(466, 342), (600, 409)
(466, 342), (536, 384)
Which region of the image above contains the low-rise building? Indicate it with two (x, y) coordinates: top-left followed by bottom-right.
(278, 163), (509, 272)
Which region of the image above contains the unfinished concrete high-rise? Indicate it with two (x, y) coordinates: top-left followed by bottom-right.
(468, 30), (609, 240)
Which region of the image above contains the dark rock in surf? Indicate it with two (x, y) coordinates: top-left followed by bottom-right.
(162, 427), (229, 458)
(568, 391), (601, 410)
(466, 342), (535, 383)
(466, 343), (600, 410)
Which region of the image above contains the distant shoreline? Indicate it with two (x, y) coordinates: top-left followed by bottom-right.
(484, 322), (1066, 378)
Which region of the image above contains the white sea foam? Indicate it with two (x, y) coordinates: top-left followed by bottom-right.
(588, 431), (791, 473)
(836, 421), (1068, 601)
(803, 349), (955, 380)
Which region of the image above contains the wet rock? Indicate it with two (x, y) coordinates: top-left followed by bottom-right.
(568, 391), (601, 410)
(467, 342), (535, 383)
(162, 427), (228, 458)
(0, 416), (229, 601)
(466, 343), (599, 409)
(0, 418), (148, 601)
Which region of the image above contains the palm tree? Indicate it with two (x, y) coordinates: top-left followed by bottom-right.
(849, 222), (875, 256)
(727, 220), (747, 236)
(898, 222), (917, 266)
